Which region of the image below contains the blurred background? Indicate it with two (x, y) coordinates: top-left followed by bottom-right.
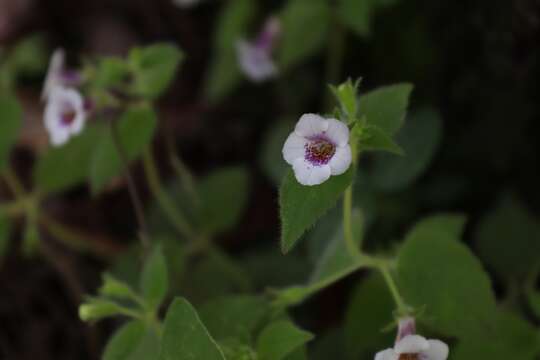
(0, 0), (539, 359)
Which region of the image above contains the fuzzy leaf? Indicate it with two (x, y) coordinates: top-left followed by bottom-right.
(90, 105), (157, 193)
(159, 298), (225, 360)
(256, 321), (314, 360)
(140, 245), (168, 310)
(280, 167), (354, 253)
(358, 84), (413, 135)
(103, 321), (160, 360)
(34, 125), (103, 193)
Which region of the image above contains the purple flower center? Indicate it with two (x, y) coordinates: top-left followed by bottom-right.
(399, 354), (419, 360)
(61, 107), (76, 126)
(305, 136), (336, 166)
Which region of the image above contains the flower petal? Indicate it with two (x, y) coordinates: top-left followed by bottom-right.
(294, 114), (328, 138)
(41, 48), (65, 101)
(374, 349), (399, 360)
(236, 40), (277, 83)
(292, 158), (331, 186)
(421, 340), (449, 360)
(395, 335), (429, 354)
(324, 118), (349, 146)
(282, 132), (307, 165)
(328, 145), (352, 175)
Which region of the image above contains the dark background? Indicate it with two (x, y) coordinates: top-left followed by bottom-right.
(0, 0), (539, 359)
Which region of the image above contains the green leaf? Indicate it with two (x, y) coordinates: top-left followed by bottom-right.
(359, 125), (404, 155)
(205, 0), (256, 102)
(279, 167), (354, 254)
(453, 311), (539, 360)
(309, 209), (364, 284)
(330, 79), (361, 121)
(78, 298), (131, 322)
(9, 34), (47, 75)
(397, 224), (497, 338)
(95, 57), (130, 88)
(197, 166), (249, 235)
(103, 321), (160, 360)
(275, 209), (367, 308)
(256, 320), (314, 360)
(344, 274), (394, 360)
(159, 298), (226, 360)
(34, 125), (103, 193)
(140, 245), (168, 310)
(358, 83), (413, 136)
(278, 0), (330, 70)
(0, 96), (22, 171)
(310, 329), (345, 360)
(475, 195), (540, 281)
(0, 216), (11, 263)
(199, 295), (269, 343)
(129, 43), (183, 99)
(90, 105), (157, 193)
(527, 289), (540, 319)
(370, 108), (442, 192)
(404, 213), (467, 244)
(337, 0), (376, 37)
(99, 273), (138, 300)
(260, 119), (295, 186)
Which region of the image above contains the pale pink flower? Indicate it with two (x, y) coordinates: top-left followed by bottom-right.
(44, 87), (87, 146)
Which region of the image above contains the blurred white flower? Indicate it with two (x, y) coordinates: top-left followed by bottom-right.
(236, 16), (280, 82)
(41, 48), (82, 101)
(375, 317), (449, 360)
(282, 113), (352, 186)
(44, 87), (87, 146)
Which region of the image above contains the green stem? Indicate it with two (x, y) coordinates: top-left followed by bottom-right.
(142, 147), (194, 239)
(378, 262), (410, 316)
(343, 185), (360, 258)
(3, 167), (26, 198)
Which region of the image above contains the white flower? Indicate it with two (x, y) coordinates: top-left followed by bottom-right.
(44, 87), (87, 146)
(375, 318), (449, 360)
(282, 114), (352, 186)
(42, 48), (66, 101)
(236, 17), (280, 83)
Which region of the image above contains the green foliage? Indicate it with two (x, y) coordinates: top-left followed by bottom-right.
(369, 108), (442, 192)
(527, 290), (540, 319)
(279, 168), (354, 253)
(197, 166), (249, 235)
(398, 218), (497, 338)
(256, 320), (313, 360)
(337, 0), (401, 38)
(78, 297), (129, 322)
(99, 273), (138, 300)
(404, 213), (467, 243)
(140, 245), (168, 310)
(0, 216), (11, 263)
(344, 274), (394, 360)
(278, 0), (330, 70)
(6, 34), (47, 75)
(34, 125), (104, 193)
(103, 321), (160, 360)
(199, 295), (269, 343)
(475, 195), (540, 282)
(358, 83), (413, 136)
(330, 79), (361, 123)
(358, 124), (404, 155)
(129, 43), (183, 99)
(90, 105), (157, 193)
(205, 0), (256, 102)
(260, 119), (295, 185)
(0, 96), (22, 171)
(160, 298), (226, 360)
(94, 57), (130, 88)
